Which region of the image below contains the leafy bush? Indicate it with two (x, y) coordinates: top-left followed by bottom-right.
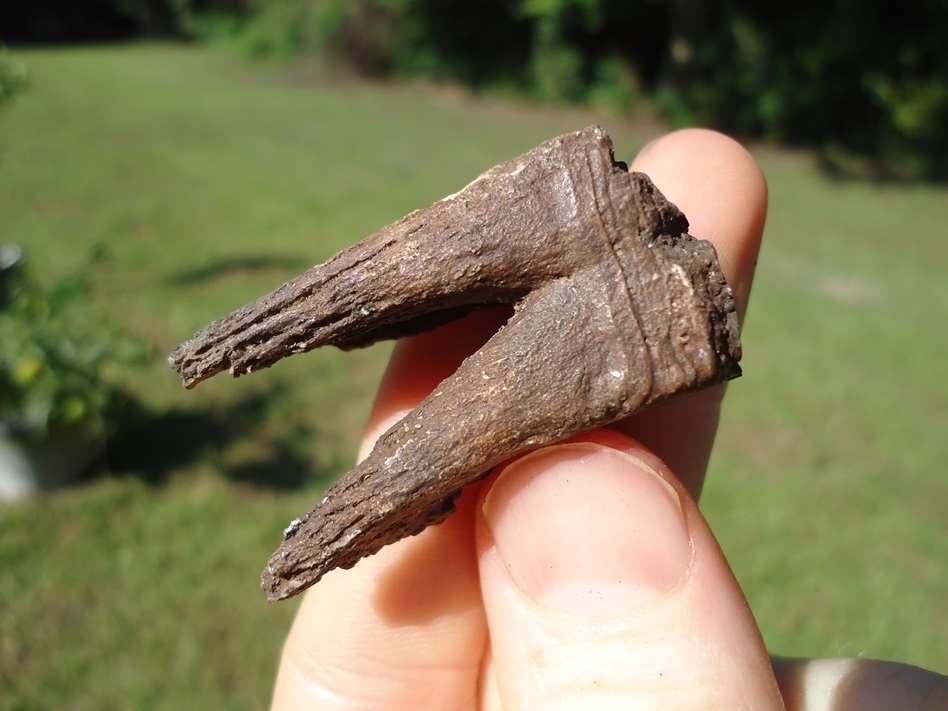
(228, 0), (315, 58)
(16, 0), (945, 178)
(588, 54), (644, 114)
(0, 45), (28, 107)
(659, 1), (948, 179)
(0, 249), (150, 440)
(309, 0), (402, 76)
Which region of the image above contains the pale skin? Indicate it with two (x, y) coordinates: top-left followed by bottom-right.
(270, 129), (948, 710)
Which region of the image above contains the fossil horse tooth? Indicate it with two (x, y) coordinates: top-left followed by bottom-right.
(169, 126), (742, 602)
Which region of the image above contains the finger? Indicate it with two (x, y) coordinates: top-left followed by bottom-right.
(270, 312), (510, 711)
(773, 656), (948, 710)
(614, 129), (768, 496)
(271, 487), (485, 711)
(477, 431), (784, 709)
(633, 128), (767, 322)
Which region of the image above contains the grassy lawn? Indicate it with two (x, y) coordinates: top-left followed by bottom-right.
(1, 44), (945, 707)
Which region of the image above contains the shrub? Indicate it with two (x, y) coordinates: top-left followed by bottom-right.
(63, 0), (947, 179)
(0, 46), (28, 107)
(0, 249), (150, 440)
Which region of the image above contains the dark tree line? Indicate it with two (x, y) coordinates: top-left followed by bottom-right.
(3, 0), (947, 179)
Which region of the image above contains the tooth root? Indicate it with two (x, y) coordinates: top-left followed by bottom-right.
(169, 126), (630, 388)
(262, 218), (742, 600)
(262, 273), (651, 600)
(262, 281), (575, 599)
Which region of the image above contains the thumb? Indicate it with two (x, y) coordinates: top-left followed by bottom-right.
(476, 431), (784, 710)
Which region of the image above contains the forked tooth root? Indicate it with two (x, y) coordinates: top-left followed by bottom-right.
(169, 125), (743, 601)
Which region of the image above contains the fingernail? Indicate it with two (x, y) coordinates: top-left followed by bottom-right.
(483, 443), (691, 614)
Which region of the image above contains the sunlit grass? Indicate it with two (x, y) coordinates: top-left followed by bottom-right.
(705, 146), (948, 667)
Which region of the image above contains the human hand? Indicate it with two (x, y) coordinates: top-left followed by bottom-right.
(270, 130), (947, 709)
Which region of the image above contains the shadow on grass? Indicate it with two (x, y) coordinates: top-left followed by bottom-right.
(167, 254), (308, 285)
(103, 389), (337, 490)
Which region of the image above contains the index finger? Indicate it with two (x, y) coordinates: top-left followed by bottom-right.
(614, 129), (767, 496)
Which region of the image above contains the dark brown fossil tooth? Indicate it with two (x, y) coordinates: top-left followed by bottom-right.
(169, 126), (742, 602)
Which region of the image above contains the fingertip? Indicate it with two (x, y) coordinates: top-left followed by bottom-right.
(609, 130), (767, 494)
(632, 128), (768, 322)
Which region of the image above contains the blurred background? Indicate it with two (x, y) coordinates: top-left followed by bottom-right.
(1, 1), (946, 708)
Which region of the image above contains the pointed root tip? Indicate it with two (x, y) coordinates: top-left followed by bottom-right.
(261, 549), (324, 602)
(261, 567), (291, 603)
(167, 344), (217, 389)
(263, 583), (291, 604)
(262, 572), (315, 603)
(167, 345), (196, 387)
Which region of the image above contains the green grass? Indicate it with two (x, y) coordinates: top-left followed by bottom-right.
(0, 44), (945, 707)
(705, 146), (948, 668)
